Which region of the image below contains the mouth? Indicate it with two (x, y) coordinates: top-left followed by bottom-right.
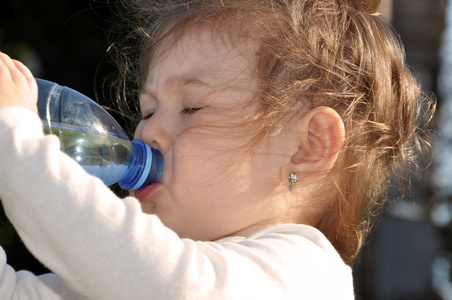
(134, 183), (161, 202)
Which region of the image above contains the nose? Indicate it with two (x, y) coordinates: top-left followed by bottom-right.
(135, 113), (171, 154)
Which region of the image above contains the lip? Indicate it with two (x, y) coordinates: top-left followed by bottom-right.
(134, 183), (161, 202)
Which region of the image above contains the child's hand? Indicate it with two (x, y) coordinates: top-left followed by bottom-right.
(0, 52), (38, 114)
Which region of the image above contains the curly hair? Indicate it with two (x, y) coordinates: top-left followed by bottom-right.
(109, 0), (435, 265)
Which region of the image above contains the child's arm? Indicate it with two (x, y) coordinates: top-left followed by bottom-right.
(0, 246), (80, 299)
(0, 52), (82, 299)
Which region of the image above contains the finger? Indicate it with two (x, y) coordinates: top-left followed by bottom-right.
(0, 52), (17, 70)
(13, 59), (34, 82)
(0, 54), (33, 97)
(13, 60), (37, 101)
(0, 52), (27, 85)
(0, 52), (14, 79)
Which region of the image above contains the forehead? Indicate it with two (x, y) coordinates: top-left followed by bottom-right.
(147, 28), (259, 89)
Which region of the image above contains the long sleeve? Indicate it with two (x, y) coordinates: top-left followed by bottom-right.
(0, 247), (80, 299)
(0, 107), (354, 299)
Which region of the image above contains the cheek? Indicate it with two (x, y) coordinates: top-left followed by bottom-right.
(173, 133), (237, 182)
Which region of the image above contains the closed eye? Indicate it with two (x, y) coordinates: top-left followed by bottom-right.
(142, 112), (155, 120)
(181, 107), (203, 115)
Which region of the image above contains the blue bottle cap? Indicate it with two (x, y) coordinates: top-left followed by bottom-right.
(119, 140), (164, 190)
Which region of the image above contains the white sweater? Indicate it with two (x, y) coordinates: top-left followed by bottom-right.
(0, 107), (354, 299)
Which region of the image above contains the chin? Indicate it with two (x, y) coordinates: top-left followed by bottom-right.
(140, 201), (156, 214)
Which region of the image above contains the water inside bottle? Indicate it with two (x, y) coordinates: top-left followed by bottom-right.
(42, 122), (130, 186)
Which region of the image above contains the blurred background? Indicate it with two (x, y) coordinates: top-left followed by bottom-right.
(0, 0), (450, 299)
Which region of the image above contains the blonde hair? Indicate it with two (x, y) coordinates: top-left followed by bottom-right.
(110, 0), (435, 265)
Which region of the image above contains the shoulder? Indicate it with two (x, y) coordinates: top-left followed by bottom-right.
(243, 224), (342, 258)
(217, 223), (343, 260)
(218, 224), (355, 299)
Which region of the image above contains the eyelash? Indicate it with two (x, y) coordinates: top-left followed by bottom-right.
(181, 107), (202, 115)
(141, 107), (202, 120)
(142, 112), (154, 120)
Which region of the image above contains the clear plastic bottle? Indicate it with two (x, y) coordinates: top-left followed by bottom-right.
(36, 78), (164, 190)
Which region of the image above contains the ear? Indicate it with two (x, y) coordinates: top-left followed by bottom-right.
(289, 106), (345, 186)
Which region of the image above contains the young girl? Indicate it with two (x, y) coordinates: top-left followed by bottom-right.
(0, 0), (433, 299)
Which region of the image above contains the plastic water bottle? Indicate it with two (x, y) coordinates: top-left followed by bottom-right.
(36, 78), (164, 190)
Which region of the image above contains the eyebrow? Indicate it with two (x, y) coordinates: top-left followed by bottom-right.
(167, 76), (211, 89)
(140, 75), (212, 99)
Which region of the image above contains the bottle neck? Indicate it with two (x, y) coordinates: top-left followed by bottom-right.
(118, 140), (163, 190)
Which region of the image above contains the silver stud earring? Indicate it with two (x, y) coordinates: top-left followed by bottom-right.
(288, 172), (299, 191)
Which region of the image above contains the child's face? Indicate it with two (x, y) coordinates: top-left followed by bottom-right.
(133, 30), (290, 240)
